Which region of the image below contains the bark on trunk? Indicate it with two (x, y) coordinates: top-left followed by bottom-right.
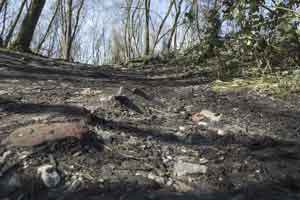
(64, 0), (72, 60)
(36, 0), (60, 53)
(144, 0), (150, 56)
(5, 0), (27, 47)
(152, 0), (174, 54)
(10, 0), (46, 52)
(0, 0), (8, 45)
(167, 0), (183, 51)
(0, 0), (7, 14)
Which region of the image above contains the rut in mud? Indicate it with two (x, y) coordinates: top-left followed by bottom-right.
(0, 50), (300, 200)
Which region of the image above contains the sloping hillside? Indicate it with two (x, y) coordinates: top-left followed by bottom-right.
(1, 49), (300, 200)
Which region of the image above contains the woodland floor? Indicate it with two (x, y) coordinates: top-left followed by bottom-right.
(0, 49), (300, 200)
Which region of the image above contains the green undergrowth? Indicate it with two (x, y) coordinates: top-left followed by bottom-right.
(212, 69), (300, 98)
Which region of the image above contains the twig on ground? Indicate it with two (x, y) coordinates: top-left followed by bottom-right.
(103, 144), (146, 161)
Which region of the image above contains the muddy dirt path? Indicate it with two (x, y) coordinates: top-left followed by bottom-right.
(0, 50), (300, 200)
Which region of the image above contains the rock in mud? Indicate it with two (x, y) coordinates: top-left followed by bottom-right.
(148, 172), (165, 184)
(37, 164), (61, 188)
(173, 158), (208, 177)
(94, 126), (116, 144)
(2, 121), (90, 147)
(192, 110), (222, 124)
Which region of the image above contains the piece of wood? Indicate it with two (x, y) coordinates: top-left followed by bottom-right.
(2, 121), (89, 147)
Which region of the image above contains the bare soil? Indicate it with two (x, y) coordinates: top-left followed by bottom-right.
(1, 49), (300, 200)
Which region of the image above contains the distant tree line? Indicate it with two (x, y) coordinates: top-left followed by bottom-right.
(0, 0), (299, 68)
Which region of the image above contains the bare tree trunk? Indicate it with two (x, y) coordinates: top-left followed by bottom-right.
(123, 0), (133, 60)
(36, 0), (60, 53)
(65, 0), (72, 60)
(70, 0), (84, 48)
(0, 0), (7, 14)
(193, 0), (201, 41)
(4, 0), (27, 47)
(63, 0), (84, 61)
(167, 0), (184, 51)
(10, 0), (46, 52)
(179, 24), (191, 49)
(0, 0), (7, 46)
(144, 0), (150, 56)
(131, 0), (142, 57)
(173, 27), (177, 49)
(152, 0), (174, 54)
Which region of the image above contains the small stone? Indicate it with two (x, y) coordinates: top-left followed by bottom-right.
(180, 111), (186, 115)
(198, 121), (208, 127)
(173, 159), (208, 177)
(72, 152), (82, 157)
(162, 155), (173, 164)
(174, 131), (185, 139)
(120, 132), (126, 137)
(192, 113), (205, 123)
(99, 95), (113, 102)
(0, 90), (8, 95)
(23, 160), (30, 169)
(32, 114), (51, 122)
(184, 105), (193, 112)
(37, 165), (61, 188)
(217, 129), (225, 136)
(181, 148), (187, 153)
(80, 88), (92, 96)
(193, 110), (222, 123)
(127, 136), (139, 145)
(167, 155), (173, 160)
(135, 172), (142, 176)
(0, 150), (12, 164)
(148, 173), (165, 184)
(199, 158), (209, 164)
(178, 126), (186, 131)
(218, 156), (225, 161)
(94, 126), (116, 144)
(67, 179), (82, 192)
(233, 107), (239, 112)
(99, 178), (104, 183)
(166, 178), (174, 186)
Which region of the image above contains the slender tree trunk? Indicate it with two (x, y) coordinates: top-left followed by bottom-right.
(131, 1), (141, 56)
(193, 0), (201, 41)
(152, 0), (174, 54)
(144, 0), (150, 56)
(36, 0), (60, 53)
(10, 0), (46, 52)
(0, 0), (7, 14)
(167, 0), (184, 51)
(4, 0), (27, 47)
(0, 0), (7, 46)
(65, 0), (72, 60)
(63, 0), (84, 61)
(124, 0), (133, 60)
(70, 0), (84, 47)
(173, 27), (177, 50)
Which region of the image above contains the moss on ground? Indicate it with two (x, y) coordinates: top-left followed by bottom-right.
(212, 70), (300, 98)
